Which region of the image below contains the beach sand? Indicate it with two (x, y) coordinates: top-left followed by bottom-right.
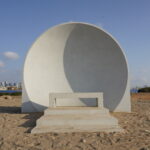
(0, 94), (150, 150)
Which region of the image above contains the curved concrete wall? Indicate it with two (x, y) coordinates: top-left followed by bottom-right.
(22, 22), (131, 112)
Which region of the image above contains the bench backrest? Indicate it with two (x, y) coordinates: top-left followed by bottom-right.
(49, 92), (103, 108)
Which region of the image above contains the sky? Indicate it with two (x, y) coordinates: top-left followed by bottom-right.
(0, 0), (150, 87)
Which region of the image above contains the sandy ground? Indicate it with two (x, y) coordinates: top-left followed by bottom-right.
(0, 94), (150, 150)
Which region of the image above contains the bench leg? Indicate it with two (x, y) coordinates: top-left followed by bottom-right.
(97, 97), (104, 108)
(49, 95), (56, 108)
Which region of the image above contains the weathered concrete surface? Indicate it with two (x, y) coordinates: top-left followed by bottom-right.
(22, 22), (130, 112)
(31, 107), (123, 134)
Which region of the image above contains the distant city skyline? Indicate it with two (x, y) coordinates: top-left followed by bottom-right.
(0, 81), (22, 91)
(0, 81), (21, 86)
(0, 0), (150, 88)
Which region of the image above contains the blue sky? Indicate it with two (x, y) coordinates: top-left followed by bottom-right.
(0, 0), (150, 87)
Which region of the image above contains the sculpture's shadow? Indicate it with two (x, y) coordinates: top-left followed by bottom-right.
(63, 24), (128, 110)
(0, 106), (21, 113)
(0, 105), (42, 133)
(20, 112), (43, 133)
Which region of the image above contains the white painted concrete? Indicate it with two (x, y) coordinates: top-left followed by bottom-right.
(22, 22), (131, 112)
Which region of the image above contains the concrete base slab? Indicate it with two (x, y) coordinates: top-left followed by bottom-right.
(32, 125), (123, 134)
(31, 107), (123, 134)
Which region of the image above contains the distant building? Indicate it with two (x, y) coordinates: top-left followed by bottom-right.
(17, 82), (22, 89)
(0, 81), (22, 90)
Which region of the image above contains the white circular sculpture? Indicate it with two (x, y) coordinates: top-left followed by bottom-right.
(22, 22), (131, 112)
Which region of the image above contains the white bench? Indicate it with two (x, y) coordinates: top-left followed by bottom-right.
(49, 92), (103, 108)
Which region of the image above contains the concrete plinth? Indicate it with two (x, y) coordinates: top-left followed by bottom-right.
(31, 107), (123, 134)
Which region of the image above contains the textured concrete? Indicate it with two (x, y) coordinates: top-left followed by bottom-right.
(49, 92), (103, 108)
(22, 22), (131, 112)
(31, 107), (123, 134)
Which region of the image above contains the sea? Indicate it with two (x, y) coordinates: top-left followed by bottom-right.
(0, 90), (22, 93)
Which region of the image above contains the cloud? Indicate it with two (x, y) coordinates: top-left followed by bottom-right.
(0, 60), (4, 68)
(3, 51), (19, 60)
(131, 68), (150, 87)
(131, 77), (148, 87)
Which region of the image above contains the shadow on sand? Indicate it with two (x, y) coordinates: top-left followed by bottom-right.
(0, 106), (43, 133)
(20, 112), (43, 133)
(0, 106), (21, 113)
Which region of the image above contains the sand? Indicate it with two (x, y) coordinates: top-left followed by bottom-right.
(0, 94), (150, 150)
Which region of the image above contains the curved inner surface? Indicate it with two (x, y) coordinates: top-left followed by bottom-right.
(63, 24), (128, 110)
(23, 24), (76, 111)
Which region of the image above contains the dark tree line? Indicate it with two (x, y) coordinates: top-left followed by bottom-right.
(138, 87), (150, 93)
